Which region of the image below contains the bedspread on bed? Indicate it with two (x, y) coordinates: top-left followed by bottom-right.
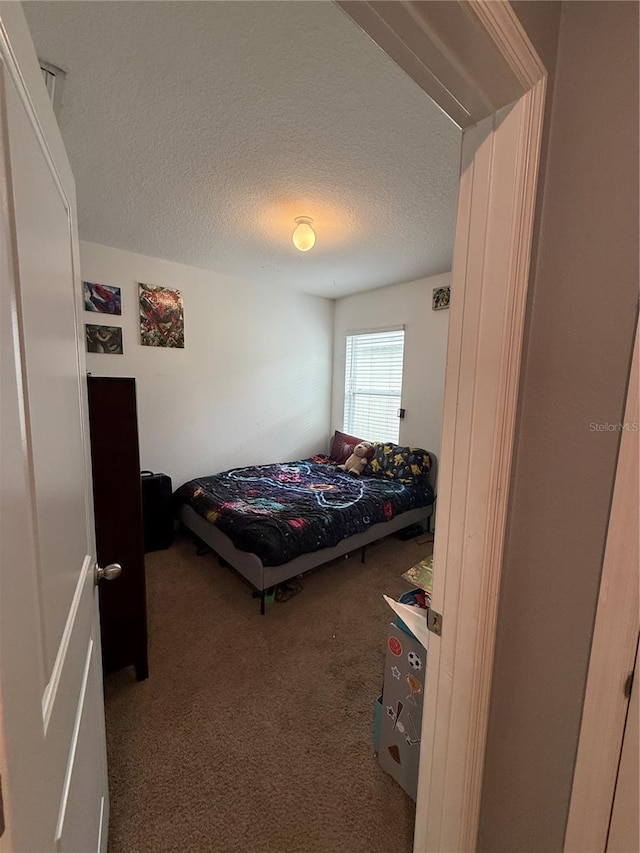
(175, 456), (434, 566)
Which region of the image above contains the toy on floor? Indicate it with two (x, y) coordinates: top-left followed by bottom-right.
(276, 579), (302, 602)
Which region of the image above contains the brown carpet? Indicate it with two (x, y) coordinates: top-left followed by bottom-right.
(105, 531), (432, 853)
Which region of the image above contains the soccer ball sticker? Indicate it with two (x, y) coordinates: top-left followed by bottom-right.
(407, 651), (422, 671)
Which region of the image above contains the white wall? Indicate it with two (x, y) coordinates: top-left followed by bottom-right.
(80, 241), (334, 487)
(331, 273), (450, 460)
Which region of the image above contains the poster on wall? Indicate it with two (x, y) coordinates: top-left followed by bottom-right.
(85, 324), (123, 354)
(432, 285), (451, 311)
(83, 281), (122, 315)
(139, 283), (185, 348)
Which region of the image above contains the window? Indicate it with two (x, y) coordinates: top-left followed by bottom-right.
(343, 328), (405, 443)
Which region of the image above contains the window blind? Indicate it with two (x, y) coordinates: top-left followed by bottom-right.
(343, 329), (405, 443)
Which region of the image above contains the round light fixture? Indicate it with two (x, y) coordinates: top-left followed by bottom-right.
(292, 216), (316, 252)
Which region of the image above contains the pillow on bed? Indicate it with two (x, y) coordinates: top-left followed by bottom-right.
(367, 442), (431, 484)
(329, 430), (372, 464)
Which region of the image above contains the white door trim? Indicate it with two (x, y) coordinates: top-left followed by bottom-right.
(337, 2), (546, 849)
(417, 78), (546, 853)
(564, 319), (639, 852)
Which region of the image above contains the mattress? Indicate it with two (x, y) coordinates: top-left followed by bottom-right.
(174, 455), (434, 566)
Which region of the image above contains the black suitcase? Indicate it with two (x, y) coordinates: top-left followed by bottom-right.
(141, 471), (174, 552)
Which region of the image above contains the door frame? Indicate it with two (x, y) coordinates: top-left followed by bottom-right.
(564, 319), (639, 852)
(337, 2), (546, 849)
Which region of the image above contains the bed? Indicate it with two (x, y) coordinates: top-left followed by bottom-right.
(175, 432), (436, 612)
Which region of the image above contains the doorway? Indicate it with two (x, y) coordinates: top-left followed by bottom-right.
(0, 3), (547, 851)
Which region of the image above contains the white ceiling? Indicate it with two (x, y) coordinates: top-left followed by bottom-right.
(24, 1), (461, 299)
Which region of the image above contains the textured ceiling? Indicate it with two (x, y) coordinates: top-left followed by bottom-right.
(24, 1), (461, 298)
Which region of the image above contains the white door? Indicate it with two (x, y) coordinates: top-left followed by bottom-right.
(0, 5), (109, 852)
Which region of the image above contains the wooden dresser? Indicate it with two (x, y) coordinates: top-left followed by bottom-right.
(87, 376), (148, 681)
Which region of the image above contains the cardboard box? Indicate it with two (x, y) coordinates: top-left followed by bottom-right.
(377, 621), (426, 801)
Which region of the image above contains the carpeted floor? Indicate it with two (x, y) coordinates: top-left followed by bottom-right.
(104, 531), (432, 853)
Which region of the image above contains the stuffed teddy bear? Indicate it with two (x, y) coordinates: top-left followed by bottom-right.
(338, 441), (373, 476)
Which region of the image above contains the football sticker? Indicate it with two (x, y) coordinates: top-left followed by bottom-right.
(407, 650), (422, 671)
(388, 637), (403, 656)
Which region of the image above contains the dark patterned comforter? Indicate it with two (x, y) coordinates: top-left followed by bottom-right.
(175, 455), (434, 566)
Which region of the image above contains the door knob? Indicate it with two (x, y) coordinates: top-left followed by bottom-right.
(94, 562), (122, 584)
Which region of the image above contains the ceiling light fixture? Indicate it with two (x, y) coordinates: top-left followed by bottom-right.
(292, 216), (316, 252)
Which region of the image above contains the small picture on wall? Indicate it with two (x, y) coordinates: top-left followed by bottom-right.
(432, 285), (451, 311)
(83, 281), (122, 315)
(85, 324), (123, 355)
(139, 283), (185, 348)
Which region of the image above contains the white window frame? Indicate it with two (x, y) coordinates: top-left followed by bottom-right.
(343, 326), (405, 443)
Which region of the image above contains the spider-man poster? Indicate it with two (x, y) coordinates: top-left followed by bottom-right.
(139, 283), (185, 348)
(83, 281), (121, 315)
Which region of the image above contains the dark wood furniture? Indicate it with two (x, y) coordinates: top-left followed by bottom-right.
(87, 376), (148, 681)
